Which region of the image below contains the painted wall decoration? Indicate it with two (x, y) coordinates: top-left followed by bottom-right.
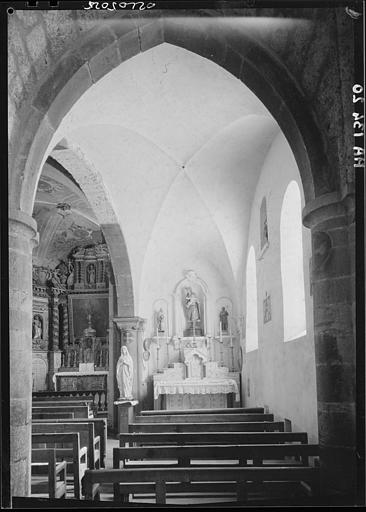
(68, 293), (109, 342)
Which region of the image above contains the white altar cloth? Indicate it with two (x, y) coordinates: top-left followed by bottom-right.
(154, 377), (240, 401)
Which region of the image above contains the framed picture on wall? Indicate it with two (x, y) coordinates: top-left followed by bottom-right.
(68, 293), (109, 343)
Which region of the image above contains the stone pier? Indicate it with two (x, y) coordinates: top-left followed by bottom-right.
(9, 210), (38, 497)
(303, 192), (356, 496)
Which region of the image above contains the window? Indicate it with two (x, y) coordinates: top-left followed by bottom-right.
(280, 181), (306, 341)
(245, 246), (258, 352)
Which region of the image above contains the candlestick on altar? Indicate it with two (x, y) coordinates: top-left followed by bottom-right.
(193, 321), (196, 341)
(166, 333), (169, 364)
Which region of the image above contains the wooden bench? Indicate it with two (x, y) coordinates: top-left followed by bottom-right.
(32, 422), (100, 470)
(83, 466), (320, 503)
(32, 400), (94, 409)
(120, 431), (309, 447)
(34, 417), (107, 468)
(32, 405), (92, 419)
(33, 411), (75, 420)
(134, 413), (274, 423)
(140, 407), (265, 415)
(113, 444), (319, 468)
(32, 432), (87, 499)
(129, 421), (284, 433)
(31, 448), (67, 499)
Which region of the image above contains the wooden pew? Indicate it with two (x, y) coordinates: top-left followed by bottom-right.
(33, 412), (75, 420)
(32, 405), (92, 419)
(34, 417), (107, 468)
(32, 400), (94, 408)
(113, 443), (320, 468)
(32, 422), (100, 470)
(83, 466), (320, 504)
(134, 413), (274, 423)
(120, 431), (309, 447)
(31, 448), (67, 499)
(129, 421), (284, 433)
(140, 407), (265, 415)
(32, 432), (87, 499)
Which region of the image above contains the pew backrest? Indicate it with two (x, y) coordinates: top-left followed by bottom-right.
(128, 421), (284, 433)
(33, 417), (107, 467)
(113, 444), (320, 467)
(32, 405), (91, 418)
(33, 412), (75, 419)
(120, 431), (308, 446)
(32, 432), (85, 499)
(134, 413), (274, 423)
(140, 407), (265, 415)
(32, 422), (99, 469)
(83, 466), (320, 503)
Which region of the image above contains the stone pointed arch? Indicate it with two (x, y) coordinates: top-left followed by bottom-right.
(10, 15), (332, 216)
(51, 145), (134, 317)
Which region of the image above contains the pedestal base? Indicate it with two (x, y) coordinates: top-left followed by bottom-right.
(114, 399), (139, 434)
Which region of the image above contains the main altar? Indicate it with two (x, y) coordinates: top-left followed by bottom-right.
(153, 335), (240, 410)
(146, 270), (242, 410)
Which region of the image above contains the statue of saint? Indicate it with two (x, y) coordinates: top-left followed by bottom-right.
(219, 306), (229, 332)
(88, 264), (96, 285)
(185, 288), (200, 323)
(32, 316), (42, 340)
(116, 345), (134, 400)
(157, 308), (165, 332)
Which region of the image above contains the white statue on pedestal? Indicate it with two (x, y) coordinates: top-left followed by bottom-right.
(116, 345), (134, 399)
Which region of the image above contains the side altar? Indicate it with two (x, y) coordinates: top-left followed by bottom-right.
(153, 336), (240, 410)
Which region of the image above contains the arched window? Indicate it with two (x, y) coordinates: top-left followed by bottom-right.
(280, 181), (307, 341)
(245, 246), (258, 352)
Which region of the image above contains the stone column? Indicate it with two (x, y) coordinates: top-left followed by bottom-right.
(303, 192), (356, 496)
(9, 210), (38, 497)
(48, 289), (62, 387)
(113, 316), (146, 420)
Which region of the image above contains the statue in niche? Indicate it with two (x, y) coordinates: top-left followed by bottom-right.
(185, 288), (200, 323)
(88, 264), (96, 285)
(219, 306), (229, 332)
(32, 315), (43, 340)
(157, 308), (165, 333)
(116, 345), (134, 400)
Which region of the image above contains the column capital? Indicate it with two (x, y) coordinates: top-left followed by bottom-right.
(302, 192), (346, 229)
(9, 209), (39, 247)
(113, 316), (146, 333)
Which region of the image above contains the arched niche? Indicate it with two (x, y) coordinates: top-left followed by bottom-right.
(172, 270), (209, 338)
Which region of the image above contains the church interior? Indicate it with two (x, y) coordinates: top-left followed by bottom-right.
(6, 5), (363, 508)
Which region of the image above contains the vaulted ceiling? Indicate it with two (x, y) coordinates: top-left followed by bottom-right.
(36, 42), (281, 312)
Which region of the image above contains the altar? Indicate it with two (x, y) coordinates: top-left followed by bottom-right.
(153, 338), (240, 410)
(154, 375), (240, 410)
